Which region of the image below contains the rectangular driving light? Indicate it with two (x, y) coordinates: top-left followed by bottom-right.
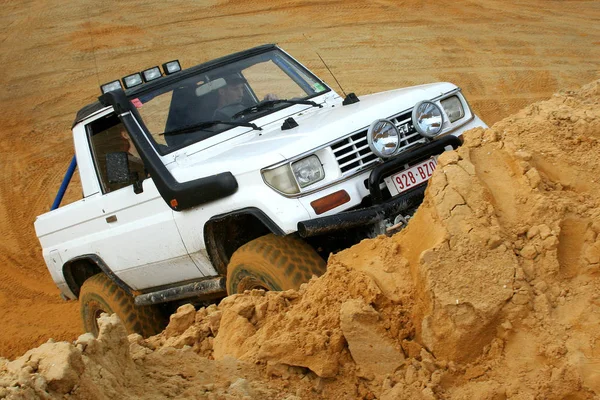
(162, 60), (181, 75)
(122, 73), (143, 89)
(142, 66), (162, 82)
(100, 80), (122, 94)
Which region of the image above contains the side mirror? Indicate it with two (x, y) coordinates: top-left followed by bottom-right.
(106, 152), (130, 184)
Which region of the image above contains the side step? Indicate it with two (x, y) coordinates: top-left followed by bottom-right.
(134, 276), (226, 306)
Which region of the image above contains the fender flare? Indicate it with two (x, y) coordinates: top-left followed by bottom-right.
(204, 207), (285, 275)
(62, 254), (134, 298)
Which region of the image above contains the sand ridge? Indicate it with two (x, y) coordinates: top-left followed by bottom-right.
(1, 0), (600, 398)
(2, 80), (600, 398)
(1, 0), (599, 359)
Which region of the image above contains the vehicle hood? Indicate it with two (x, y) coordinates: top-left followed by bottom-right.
(168, 82), (457, 180)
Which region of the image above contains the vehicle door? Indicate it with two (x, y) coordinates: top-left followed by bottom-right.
(85, 113), (205, 290)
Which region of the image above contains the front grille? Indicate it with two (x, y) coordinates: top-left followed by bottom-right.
(391, 111), (429, 151)
(331, 131), (378, 174)
(330, 110), (429, 175)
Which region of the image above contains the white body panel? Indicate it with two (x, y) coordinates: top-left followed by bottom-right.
(35, 78), (487, 300)
(36, 181), (205, 293)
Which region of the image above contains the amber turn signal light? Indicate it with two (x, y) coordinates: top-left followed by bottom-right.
(310, 190), (350, 215)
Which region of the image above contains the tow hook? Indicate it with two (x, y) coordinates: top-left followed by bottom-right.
(386, 214), (410, 234)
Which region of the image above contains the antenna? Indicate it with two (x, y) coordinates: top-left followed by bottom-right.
(302, 34), (346, 97)
(302, 34), (359, 105)
(316, 52), (347, 98)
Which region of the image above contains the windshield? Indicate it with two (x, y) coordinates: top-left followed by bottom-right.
(130, 49), (329, 154)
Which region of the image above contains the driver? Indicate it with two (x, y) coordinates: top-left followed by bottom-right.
(213, 75), (247, 120)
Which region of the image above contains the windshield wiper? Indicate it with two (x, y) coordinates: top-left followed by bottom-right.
(160, 120), (261, 136)
(232, 99), (322, 119)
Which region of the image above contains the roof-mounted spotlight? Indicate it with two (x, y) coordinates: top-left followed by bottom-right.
(162, 60), (181, 75)
(100, 80), (122, 94)
(142, 66), (162, 82)
(123, 72), (143, 89)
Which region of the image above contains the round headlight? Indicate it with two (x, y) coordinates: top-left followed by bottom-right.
(367, 119), (400, 158)
(412, 101), (444, 138)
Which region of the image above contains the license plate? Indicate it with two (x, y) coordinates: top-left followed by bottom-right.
(384, 157), (438, 196)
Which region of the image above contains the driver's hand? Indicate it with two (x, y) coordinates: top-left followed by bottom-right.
(263, 93), (279, 101)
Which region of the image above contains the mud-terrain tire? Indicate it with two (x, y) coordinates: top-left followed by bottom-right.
(226, 234), (326, 295)
(79, 273), (165, 337)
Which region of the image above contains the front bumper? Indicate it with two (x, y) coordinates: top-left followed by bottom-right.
(297, 135), (462, 237)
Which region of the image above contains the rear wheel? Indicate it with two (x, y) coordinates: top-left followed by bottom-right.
(79, 273), (165, 337)
(226, 234), (326, 295)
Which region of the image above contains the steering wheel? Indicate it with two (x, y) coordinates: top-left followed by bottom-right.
(263, 93), (279, 102)
(213, 103), (246, 120)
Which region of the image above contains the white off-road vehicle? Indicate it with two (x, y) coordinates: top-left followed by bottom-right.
(35, 44), (487, 336)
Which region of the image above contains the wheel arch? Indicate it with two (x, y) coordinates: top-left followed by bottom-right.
(204, 207), (285, 276)
(62, 254), (134, 299)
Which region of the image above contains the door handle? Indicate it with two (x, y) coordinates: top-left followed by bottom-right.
(106, 215), (117, 223)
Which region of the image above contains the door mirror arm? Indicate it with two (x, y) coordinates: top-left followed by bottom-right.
(132, 173), (144, 194)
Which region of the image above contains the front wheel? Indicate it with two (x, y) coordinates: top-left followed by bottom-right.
(226, 234), (326, 295)
(79, 273), (166, 337)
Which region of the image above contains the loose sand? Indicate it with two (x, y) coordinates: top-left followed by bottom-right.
(0, 0), (599, 398)
(2, 79), (600, 398)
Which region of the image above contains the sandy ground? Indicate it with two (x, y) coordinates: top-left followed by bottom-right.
(0, 0), (598, 372)
(3, 78), (600, 399)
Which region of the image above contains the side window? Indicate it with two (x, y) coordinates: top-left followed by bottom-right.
(87, 114), (147, 194)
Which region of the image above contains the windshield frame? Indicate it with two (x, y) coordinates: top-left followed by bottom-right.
(123, 45), (331, 156)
